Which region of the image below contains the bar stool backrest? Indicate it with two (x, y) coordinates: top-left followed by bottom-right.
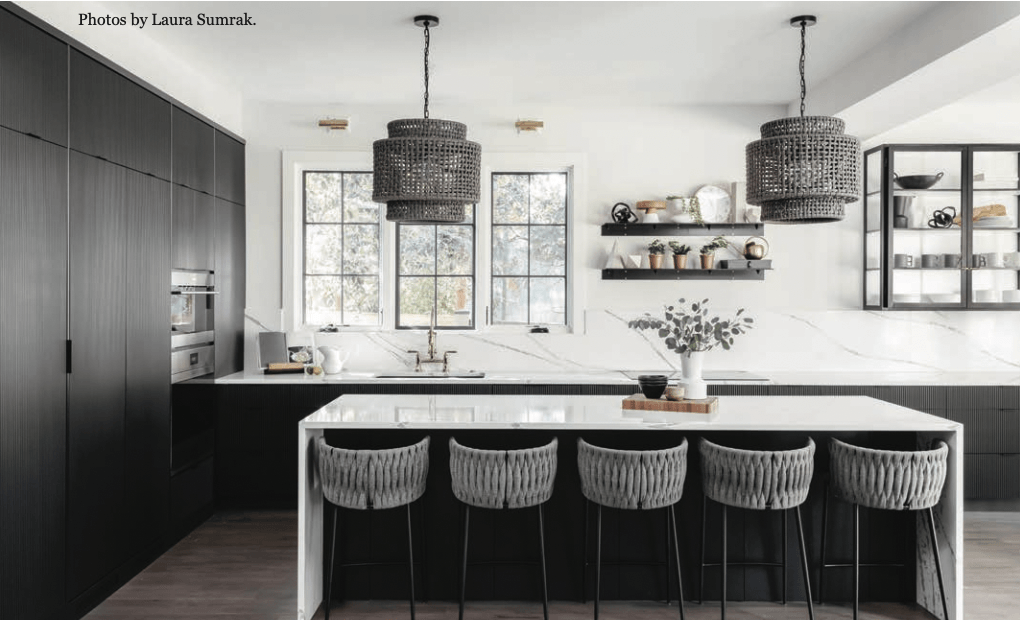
(317, 436), (430, 510)
(829, 438), (948, 511)
(449, 437), (558, 509)
(577, 438), (688, 510)
(700, 437), (815, 510)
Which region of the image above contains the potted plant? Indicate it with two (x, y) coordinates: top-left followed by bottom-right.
(648, 238), (667, 269)
(668, 241), (691, 269)
(699, 235), (728, 269)
(665, 195), (703, 224)
(628, 298), (754, 399)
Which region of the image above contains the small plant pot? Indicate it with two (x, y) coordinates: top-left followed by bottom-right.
(648, 254), (665, 269)
(673, 254), (688, 269)
(700, 254), (715, 269)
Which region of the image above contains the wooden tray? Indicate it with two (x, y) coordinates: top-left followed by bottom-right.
(622, 394), (719, 414)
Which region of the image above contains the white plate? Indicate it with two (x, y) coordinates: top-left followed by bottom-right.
(695, 185), (731, 223)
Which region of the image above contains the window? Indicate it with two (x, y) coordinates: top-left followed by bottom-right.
(396, 206), (475, 329)
(302, 171), (381, 326)
(490, 173), (568, 325)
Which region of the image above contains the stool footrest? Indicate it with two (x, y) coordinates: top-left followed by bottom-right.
(702, 561), (784, 568)
(821, 562), (906, 569)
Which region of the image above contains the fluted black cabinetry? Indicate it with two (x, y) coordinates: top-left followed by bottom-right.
(215, 131), (246, 205)
(172, 107), (215, 193)
(0, 127), (68, 620)
(69, 50), (171, 179)
(0, 9), (68, 145)
(215, 198), (246, 377)
(171, 184), (215, 271)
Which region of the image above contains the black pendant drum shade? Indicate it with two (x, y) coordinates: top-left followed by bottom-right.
(373, 16), (481, 223)
(746, 16), (861, 223)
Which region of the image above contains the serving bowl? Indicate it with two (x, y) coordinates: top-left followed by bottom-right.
(894, 172), (944, 190)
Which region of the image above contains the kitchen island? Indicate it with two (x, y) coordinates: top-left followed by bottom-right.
(298, 394), (962, 620)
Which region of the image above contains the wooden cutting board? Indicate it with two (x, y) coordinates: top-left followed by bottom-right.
(622, 394), (719, 414)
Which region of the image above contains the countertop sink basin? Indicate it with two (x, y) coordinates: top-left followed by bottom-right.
(373, 372), (486, 379)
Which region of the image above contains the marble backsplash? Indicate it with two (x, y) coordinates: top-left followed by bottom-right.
(245, 309), (1020, 375)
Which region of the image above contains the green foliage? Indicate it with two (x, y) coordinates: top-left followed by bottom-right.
(648, 238), (667, 255)
(627, 298), (755, 354)
(700, 235), (728, 255)
(668, 241), (691, 255)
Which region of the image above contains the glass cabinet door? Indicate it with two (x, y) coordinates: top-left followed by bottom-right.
(888, 148), (965, 307)
(969, 148), (1020, 306)
(864, 148), (883, 307)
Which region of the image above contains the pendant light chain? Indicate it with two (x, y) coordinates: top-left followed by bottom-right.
(422, 21), (431, 119)
(799, 19), (807, 119)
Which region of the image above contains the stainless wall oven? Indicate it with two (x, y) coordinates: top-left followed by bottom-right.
(171, 270), (216, 382)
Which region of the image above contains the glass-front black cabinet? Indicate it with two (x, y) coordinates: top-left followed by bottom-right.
(865, 144), (1020, 309)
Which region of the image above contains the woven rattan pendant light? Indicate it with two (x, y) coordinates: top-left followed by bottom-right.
(373, 15), (481, 223)
(746, 16), (861, 223)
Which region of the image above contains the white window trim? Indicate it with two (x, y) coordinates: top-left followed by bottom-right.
(480, 152), (587, 334)
(282, 150), (587, 335)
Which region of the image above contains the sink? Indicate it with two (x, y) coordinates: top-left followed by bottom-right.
(373, 371), (486, 379)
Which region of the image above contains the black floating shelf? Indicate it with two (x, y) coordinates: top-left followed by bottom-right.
(601, 222), (764, 236)
(602, 268), (768, 281)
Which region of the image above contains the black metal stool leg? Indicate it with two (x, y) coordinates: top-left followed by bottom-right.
(325, 503), (338, 620)
(459, 504), (470, 620)
(406, 503), (416, 620)
(853, 503), (860, 620)
(819, 482), (829, 605)
(538, 504), (549, 620)
(721, 502), (727, 620)
(595, 503), (602, 620)
(699, 492), (707, 604)
(665, 507), (672, 605)
(926, 507), (950, 620)
(418, 500), (429, 602)
(669, 504), (686, 620)
(582, 498), (589, 604)
(783, 509), (789, 605)
(794, 506), (815, 620)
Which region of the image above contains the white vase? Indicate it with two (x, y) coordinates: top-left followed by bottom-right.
(680, 350), (707, 400)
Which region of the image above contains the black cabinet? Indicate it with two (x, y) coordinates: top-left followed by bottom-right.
(215, 131), (245, 205)
(0, 128), (68, 620)
(172, 185), (214, 271)
(172, 107), (214, 194)
(0, 8), (68, 145)
(215, 198), (246, 377)
(68, 153), (172, 598)
(69, 50), (170, 179)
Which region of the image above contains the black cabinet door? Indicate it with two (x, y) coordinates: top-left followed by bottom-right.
(215, 198), (245, 376)
(0, 9), (68, 145)
(0, 128), (68, 620)
(68, 152), (127, 598)
(172, 185), (215, 271)
(215, 131), (245, 205)
(172, 107), (214, 194)
(125, 170), (171, 552)
(69, 50), (170, 179)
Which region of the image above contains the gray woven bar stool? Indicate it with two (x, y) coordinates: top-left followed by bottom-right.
(449, 437), (558, 620)
(821, 438), (949, 620)
(577, 438), (689, 620)
(699, 437), (816, 620)
(317, 436), (430, 620)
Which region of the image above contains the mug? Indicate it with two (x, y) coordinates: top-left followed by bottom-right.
(893, 254), (914, 269)
(921, 254), (942, 269)
(942, 253), (962, 269)
(972, 254), (987, 268)
(980, 252), (1004, 268)
(1002, 252), (1020, 269)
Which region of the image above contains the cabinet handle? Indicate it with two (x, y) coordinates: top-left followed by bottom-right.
(171, 291), (220, 295)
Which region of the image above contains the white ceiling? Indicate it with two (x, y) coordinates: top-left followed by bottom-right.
(78, 1), (939, 108)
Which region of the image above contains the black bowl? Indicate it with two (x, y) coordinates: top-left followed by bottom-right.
(637, 374), (668, 382)
(637, 375), (669, 399)
(894, 172), (943, 190)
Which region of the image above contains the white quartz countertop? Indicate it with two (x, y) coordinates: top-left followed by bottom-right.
(216, 370), (1020, 386)
(300, 394), (961, 432)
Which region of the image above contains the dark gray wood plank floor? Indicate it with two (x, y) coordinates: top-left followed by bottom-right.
(84, 509), (1019, 619)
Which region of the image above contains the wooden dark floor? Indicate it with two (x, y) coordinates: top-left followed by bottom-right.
(84, 509), (1020, 620)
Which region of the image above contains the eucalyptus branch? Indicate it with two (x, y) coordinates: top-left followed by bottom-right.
(627, 298), (754, 354)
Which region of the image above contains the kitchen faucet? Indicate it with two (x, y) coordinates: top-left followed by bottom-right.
(408, 307), (456, 373)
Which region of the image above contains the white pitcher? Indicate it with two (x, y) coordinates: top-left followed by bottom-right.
(317, 346), (350, 375)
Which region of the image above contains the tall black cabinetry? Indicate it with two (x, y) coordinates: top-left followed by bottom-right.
(215, 196), (246, 376)
(0, 9), (67, 145)
(0, 127), (68, 620)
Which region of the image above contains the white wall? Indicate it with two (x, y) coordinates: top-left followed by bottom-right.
(241, 99), (1020, 375)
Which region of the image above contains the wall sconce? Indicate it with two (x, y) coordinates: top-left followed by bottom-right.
(515, 119), (544, 134)
(318, 118), (350, 133)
